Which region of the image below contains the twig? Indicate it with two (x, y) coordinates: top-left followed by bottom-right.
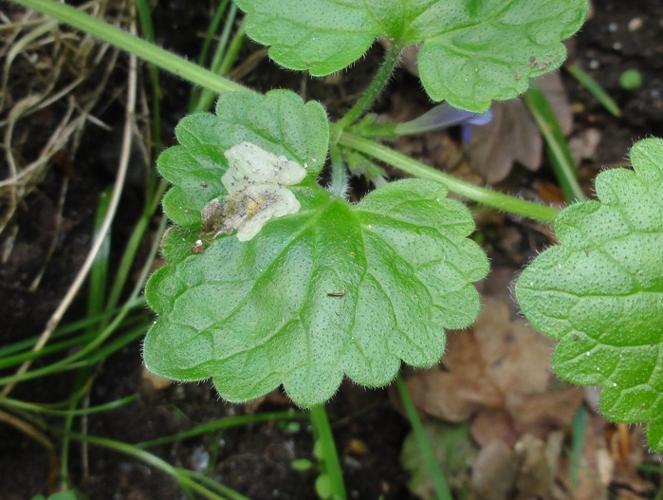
(0, 36), (138, 398)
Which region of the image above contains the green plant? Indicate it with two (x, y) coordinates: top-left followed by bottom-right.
(9, 2), (663, 497)
(620, 68), (643, 90)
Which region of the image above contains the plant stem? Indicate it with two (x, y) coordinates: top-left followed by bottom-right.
(566, 64), (621, 117)
(340, 132), (560, 223)
(136, 411), (305, 448)
(524, 85), (586, 202)
(187, 0), (231, 111)
(13, 0), (246, 95)
(309, 405), (347, 500)
(569, 405), (588, 488)
(396, 376), (452, 500)
(135, 0), (161, 154)
(62, 431), (248, 500)
(328, 146), (348, 198)
(193, 4), (241, 112)
(336, 44), (401, 132)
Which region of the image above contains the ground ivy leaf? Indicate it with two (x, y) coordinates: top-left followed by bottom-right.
(145, 178), (488, 407)
(147, 88), (487, 406)
(235, 0), (588, 111)
(516, 138), (663, 452)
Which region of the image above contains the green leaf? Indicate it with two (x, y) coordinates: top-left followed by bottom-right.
(516, 138), (663, 452)
(291, 458), (315, 472)
(315, 474), (332, 499)
(235, 0), (588, 111)
(144, 90), (488, 407)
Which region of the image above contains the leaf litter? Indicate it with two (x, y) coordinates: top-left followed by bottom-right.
(400, 280), (660, 499)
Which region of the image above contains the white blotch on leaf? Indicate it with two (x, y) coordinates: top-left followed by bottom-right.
(201, 142), (306, 242)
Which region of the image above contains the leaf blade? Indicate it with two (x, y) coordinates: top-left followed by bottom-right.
(516, 138), (663, 451)
(145, 90), (489, 407)
(235, 0), (588, 111)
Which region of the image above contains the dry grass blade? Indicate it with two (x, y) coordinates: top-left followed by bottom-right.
(0, 0), (119, 237)
(0, 21), (138, 398)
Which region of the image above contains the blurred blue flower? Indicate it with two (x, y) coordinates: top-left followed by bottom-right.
(395, 103), (493, 140)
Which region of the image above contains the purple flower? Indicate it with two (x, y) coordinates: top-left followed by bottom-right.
(395, 103), (493, 138)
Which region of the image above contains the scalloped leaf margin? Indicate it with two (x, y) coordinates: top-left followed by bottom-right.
(516, 138), (663, 451)
(235, 0), (588, 112)
(143, 89), (489, 407)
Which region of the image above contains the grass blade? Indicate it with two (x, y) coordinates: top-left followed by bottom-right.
(569, 406), (588, 488)
(309, 405), (347, 500)
(524, 84), (586, 202)
(396, 376), (452, 500)
(567, 64), (621, 117)
(1, 394), (138, 417)
(137, 411), (305, 448)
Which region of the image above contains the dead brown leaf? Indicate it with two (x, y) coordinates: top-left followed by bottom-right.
(406, 298), (583, 446)
(466, 72), (573, 183)
(513, 432), (564, 500)
(472, 440), (518, 500)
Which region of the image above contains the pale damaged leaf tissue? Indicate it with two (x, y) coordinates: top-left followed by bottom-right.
(201, 142), (306, 241)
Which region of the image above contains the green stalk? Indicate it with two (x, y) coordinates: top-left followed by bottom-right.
(13, 0), (246, 95)
(187, 0), (231, 110)
(62, 431), (247, 500)
(192, 4), (237, 111)
(1, 394), (138, 416)
(524, 85), (586, 202)
(216, 19), (246, 80)
(309, 405), (347, 500)
(396, 376), (452, 500)
(569, 406), (588, 488)
(339, 132), (560, 223)
(136, 411), (305, 448)
(336, 44), (401, 132)
(178, 468), (249, 500)
(135, 0), (162, 155)
(87, 188), (111, 316)
(566, 64), (621, 117)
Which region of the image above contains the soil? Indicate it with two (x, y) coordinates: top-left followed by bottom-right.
(1, 1), (662, 499)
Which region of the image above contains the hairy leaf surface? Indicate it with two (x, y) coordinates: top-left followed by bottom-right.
(235, 0), (588, 111)
(516, 138), (663, 451)
(145, 90), (489, 406)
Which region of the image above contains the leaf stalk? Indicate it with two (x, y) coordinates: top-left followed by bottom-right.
(336, 43), (402, 132)
(339, 132), (560, 223)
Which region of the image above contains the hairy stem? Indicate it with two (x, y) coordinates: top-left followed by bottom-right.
(336, 44), (401, 132)
(339, 132), (560, 223)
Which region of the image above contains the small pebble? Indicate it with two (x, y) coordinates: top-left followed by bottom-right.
(628, 17), (643, 31)
(189, 446), (210, 471)
(608, 22), (618, 32)
(613, 42), (623, 51)
(589, 59), (600, 70)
